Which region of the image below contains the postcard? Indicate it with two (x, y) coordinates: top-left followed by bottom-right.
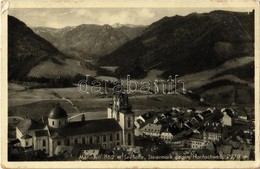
(1, 0), (259, 168)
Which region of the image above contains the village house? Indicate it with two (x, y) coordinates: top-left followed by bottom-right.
(187, 138), (207, 149)
(220, 109), (232, 126)
(172, 138), (207, 150)
(134, 112), (155, 129)
(203, 123), (222, 142)
(140, 123), (162, 137)
(160, 132), (174, 143)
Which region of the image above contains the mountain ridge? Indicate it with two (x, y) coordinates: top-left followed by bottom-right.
(8, 15), (98, 80)
(98, 10), (254, 79)
(32, 23), (146, 61)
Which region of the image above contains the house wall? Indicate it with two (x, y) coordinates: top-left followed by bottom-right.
(20, 138), (33, 147)
(188, 140), (206, 149)
(203, 132), (222, 142)
(49, 138), (54, 157)
(221, 113), (232, 126)
(33, 136), (49, 154)
(160, 132), (174, 143)
(141, 123), (162, 137)
(16, 128), (23, 140)
(107, 108), (113, 118)
(119, 113), (135, 146)
(49, 131), (122, 157)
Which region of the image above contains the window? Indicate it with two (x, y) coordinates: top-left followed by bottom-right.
(59, 121), (61, 126)
(74, 138), (78, 144)
(110, 134), (113, 141)
(127, 117), (131, 128)
(89, 136), (92, 144)
(82, 137), (86, 144)
(65, 139), (70, 146)
(52, 121), (54, 126)
(128, 133), (131, 145)
(96, 136), (99, 143)
(43, 140), (46, 147)
(57, 141), (61, 146)
(26, 141), (28, 146)
(103, 135), (106, 142)
(116, 133), (120, 140)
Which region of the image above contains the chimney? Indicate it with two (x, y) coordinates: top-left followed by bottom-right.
(81, 114), (85, 121)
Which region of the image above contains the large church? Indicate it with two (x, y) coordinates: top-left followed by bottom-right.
(16, 92), (135, 157)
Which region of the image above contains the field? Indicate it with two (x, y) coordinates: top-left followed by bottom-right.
(8, 82), (196, 120)
(8, 56), (254, 132)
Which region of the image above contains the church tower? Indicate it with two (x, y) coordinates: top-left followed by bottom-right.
(107, 92), (135, 146)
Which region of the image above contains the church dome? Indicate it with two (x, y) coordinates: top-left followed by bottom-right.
(48, 103), (68, 119)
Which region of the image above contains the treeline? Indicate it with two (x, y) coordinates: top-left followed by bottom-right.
(18, 74), (119, 89)
(210, 62), (254, 82)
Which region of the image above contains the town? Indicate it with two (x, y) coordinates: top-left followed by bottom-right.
(8, 91), (255, 161)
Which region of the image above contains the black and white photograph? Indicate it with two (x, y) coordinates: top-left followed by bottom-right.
(2, 0), (260, 168)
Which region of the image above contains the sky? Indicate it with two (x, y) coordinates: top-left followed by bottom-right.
(9, 8), (253, 28)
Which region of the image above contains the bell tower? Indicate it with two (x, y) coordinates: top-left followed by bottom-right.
(107, 92), (135, 146)
(107, 93), (121, 121)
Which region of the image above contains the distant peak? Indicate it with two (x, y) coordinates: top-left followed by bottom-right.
(112, 23), (122, 28)
(111, 23), (145, 28)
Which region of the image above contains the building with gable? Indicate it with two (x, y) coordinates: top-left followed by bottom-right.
(16, 92), (135, 157)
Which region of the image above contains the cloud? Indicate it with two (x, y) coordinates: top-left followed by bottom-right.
(9, 8), (253, 28)
(138, 9), (155, 19)
(97, 11), (131, 25)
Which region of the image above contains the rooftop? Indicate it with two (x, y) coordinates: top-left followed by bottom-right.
(34, 130), (49, 137)
(49, 118), (122, 138)
(141, 112), (155, 120)
(21, 134), (32, 139)
(48, 103), (68, 119)
(17, 118), (44, 134)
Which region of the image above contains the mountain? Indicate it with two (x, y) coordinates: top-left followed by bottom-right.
(32, 24), (145, 60)
(8, 16), (97, 80)
(32, 26), (75, 48)
(98, 10), (254, 79)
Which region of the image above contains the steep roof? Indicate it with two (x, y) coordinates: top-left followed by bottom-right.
(34, 130), (49, 137)
(17, 118), (43, 134)
(21, 134), (32, 139)
(49, 118), (122, 138)
(201, 110), (212, 118)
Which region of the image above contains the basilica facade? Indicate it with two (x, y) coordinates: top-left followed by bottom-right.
(16, 93), (135, 157)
